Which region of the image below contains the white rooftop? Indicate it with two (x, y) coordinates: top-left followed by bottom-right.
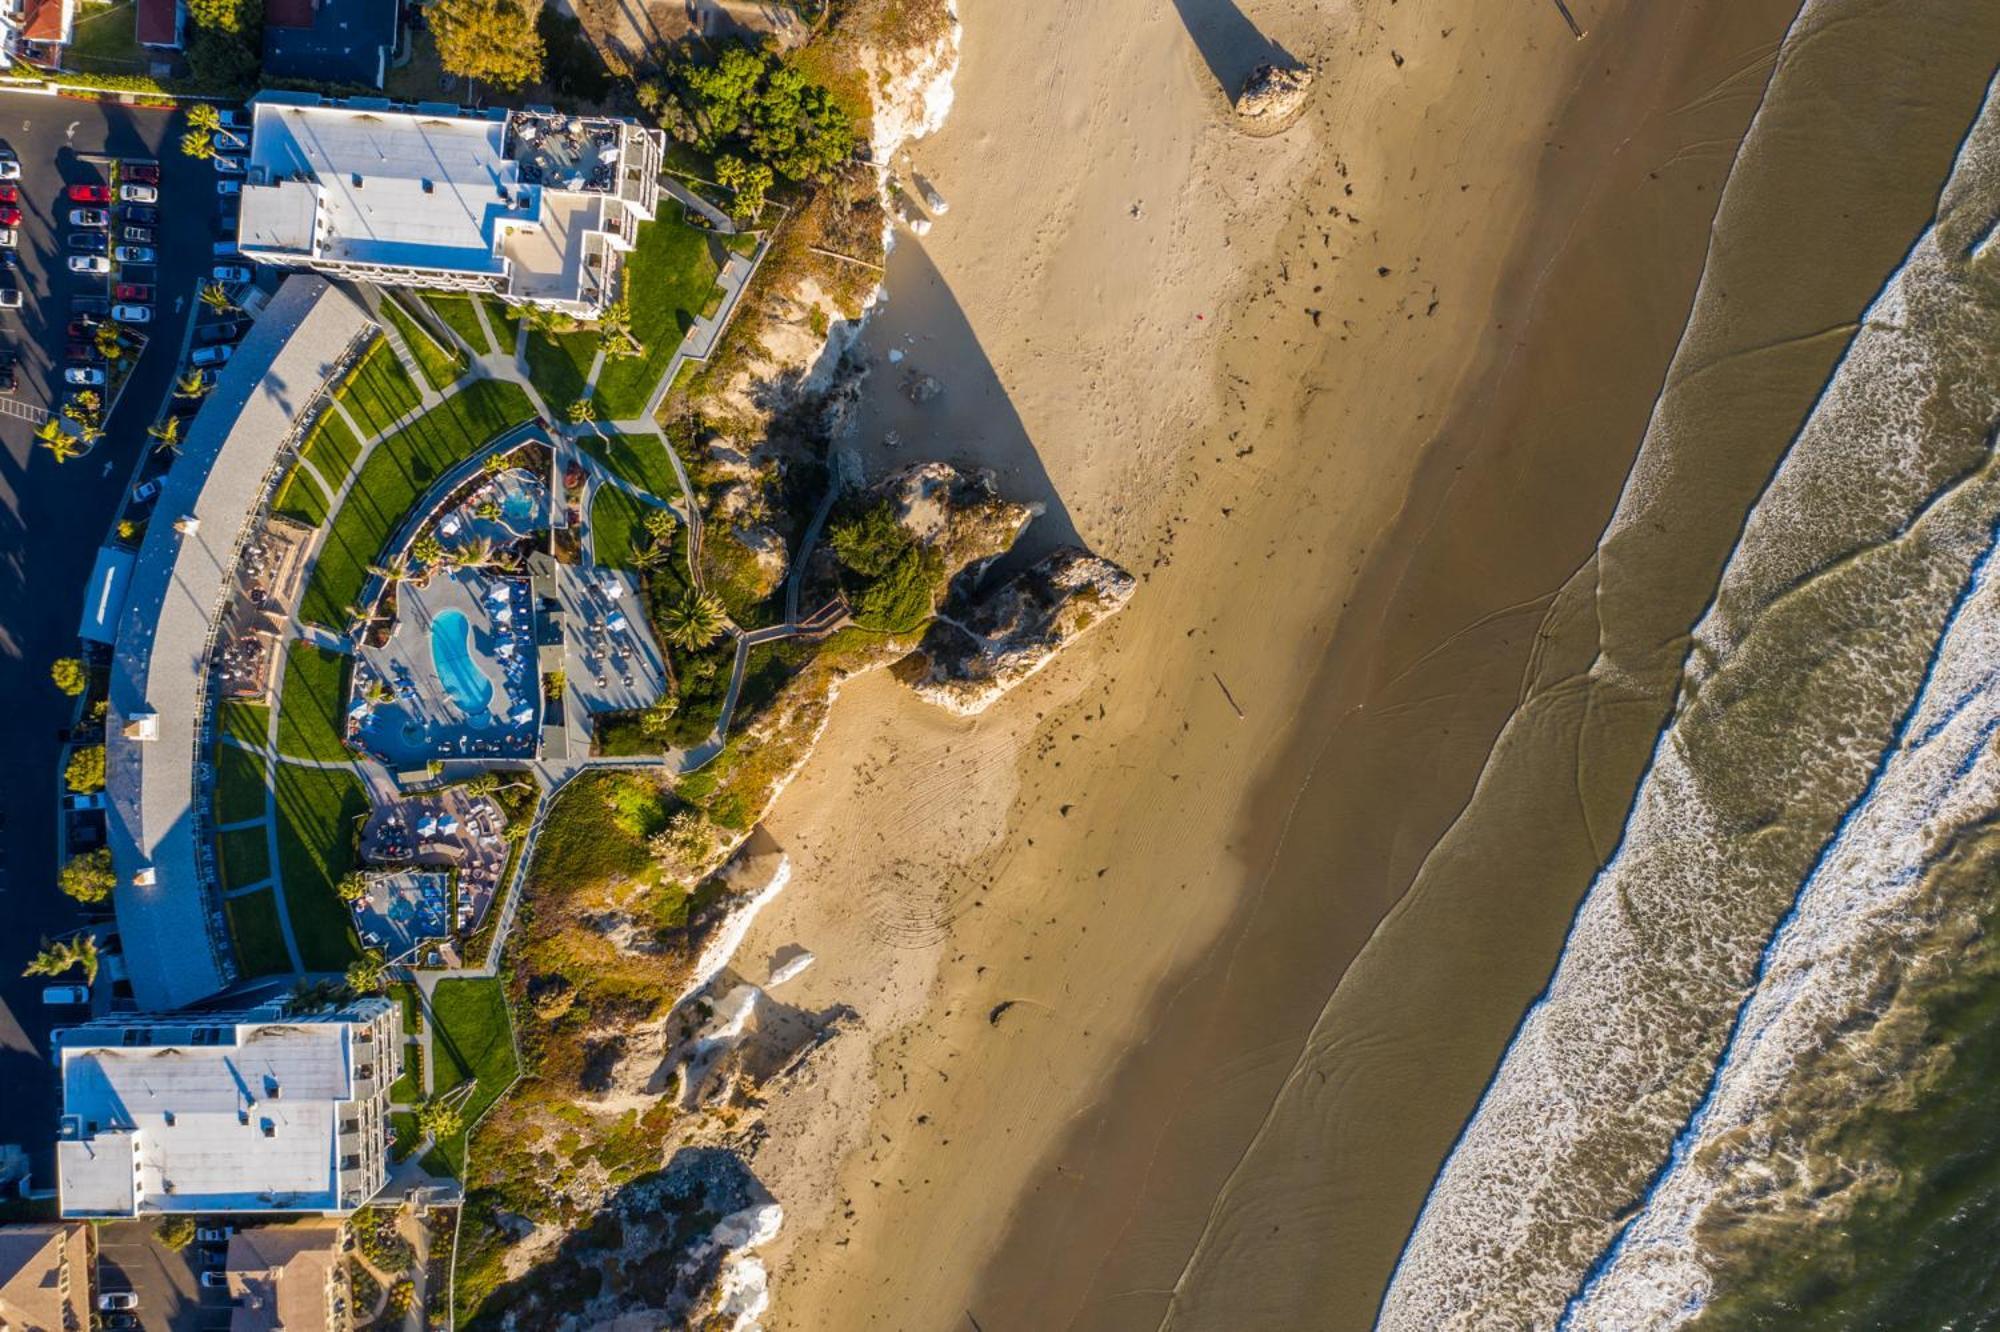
(243, 101), (521, 273)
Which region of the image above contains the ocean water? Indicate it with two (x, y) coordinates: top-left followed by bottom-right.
(1381, 50), (2000, 1332)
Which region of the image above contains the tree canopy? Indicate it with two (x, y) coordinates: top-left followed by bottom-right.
(66, 745), (106, 794)
(51, 657), (87, 696)
(59, 848), (115, 905)
(431, 0), (545, 92)
(666, 43), (857, 184)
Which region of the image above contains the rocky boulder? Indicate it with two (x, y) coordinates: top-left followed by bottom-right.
(1237, 62), (1313, 129)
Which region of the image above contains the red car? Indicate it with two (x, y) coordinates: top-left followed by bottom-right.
(123, 163), (160, 185)
(0, 184), (16, 203)
(114, 283), (153, 302)
(66, 184), (111, 204)
(0, 207), (18, 226)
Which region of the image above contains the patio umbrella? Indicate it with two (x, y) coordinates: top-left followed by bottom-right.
(440, 815), (460, 834)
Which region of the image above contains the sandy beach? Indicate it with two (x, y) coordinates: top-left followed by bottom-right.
(695, 0), (2000, 1326)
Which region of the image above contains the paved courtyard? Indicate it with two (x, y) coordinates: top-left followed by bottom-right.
(359, 788), (512, 933)
(554, 562), (670, 716)
(352, 569), (541, 768)
(355, 868), (453, 962)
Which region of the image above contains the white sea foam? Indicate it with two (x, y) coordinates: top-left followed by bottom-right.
(1381, 60), (2000, 1332)
(671, 857), (793, 1018)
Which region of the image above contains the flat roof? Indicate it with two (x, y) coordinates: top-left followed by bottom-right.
(242, 101), (520, 274)
(57, 1008), (386, 1215)
(79, 544), (134, 645)
(135, 0), (178, 46)
(262, 0), (397, 89)
(106, 276), (375, 1012)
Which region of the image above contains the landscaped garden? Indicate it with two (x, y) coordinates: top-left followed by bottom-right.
(422, 295), (493, 356)
(270, 763), (368, 970)
(424, 977), (518, 1175)
(275, 642), (353, 761)
(380, 296), (467, 392)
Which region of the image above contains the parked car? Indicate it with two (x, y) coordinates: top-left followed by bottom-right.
(196, 1225), (234, 1243)
(124, 162), (160, 185)
(67, 184), (111, 204)
(0, 157), (18, 181)
(216, 178), (241, 197)
(124, 203), (160, 225)
(215, 153), (245, 172)
(0, 287), (19, 310)
(65, 319), (98, 338)
(114, 283), (153, 302)
(103, 1317), (139, 1331)
(212, 264), (254, 284)
(97, 1292), (137, 1312)
(43, 984), (91, 1005)
(0, 227), (14, 246)
(65, 343), (101, 363)
(63, 789), (106, 809)
(0, 206), (19, 226)
(0, 351), (15, 394)
(190, 343), (232, 367)
(71, 295), (109, 316)
(218, 109), (248, 130)
(118, 183), (157, 203)
(68, 207), (108, 228)
(113, 246), (155, 264)
(199, 1271), (228, 1290)
(69, 233), (108, 254)
(0, 250), (14, 269)
(196, 320), (243, 344)
(0, 183), (16, 204)
(112, 303), (150, 323)
(67, 256), (109, 275)
(64, 366), (105, 386)
(131, 477), (163, 503)
(122, 225), (153, 244)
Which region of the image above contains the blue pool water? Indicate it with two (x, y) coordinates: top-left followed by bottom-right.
(501, 489), (537, 524)
(430, 609), (493, 716)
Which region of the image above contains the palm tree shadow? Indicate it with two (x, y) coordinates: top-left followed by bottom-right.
(1168, 0), (1296, 100)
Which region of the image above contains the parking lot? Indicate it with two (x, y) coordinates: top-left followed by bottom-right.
(96, 1220), (236, 1331)
(0, 88), (267, 1179)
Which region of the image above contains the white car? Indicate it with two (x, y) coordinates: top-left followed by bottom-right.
(215, 155), (245, 174)
(113, 303), (151, 323)
(113, 245), (155, 264)
(0, 227), (14, 247)
(217, 178), (241, 197)
(212, 263), (253, 284)
(190, 343), (232, 367)
(118, 183), (157, 203)
(0, 158), (18, 181)
(68, 208), (109, 228)
(0, 288), (18, 309)
(64, 366), (105, 386)
(98, 1292), (137, 1312)
(42, 984), (90, 1005)
(67, 255), (110, 274)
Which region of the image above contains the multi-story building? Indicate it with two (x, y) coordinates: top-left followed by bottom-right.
(53, 998), (401, 1219)
(237, 94), (666, 317)
(226, 1223), (350, 1332)
(1, 0), (73, 68)
(0, 1223), (91, 1330)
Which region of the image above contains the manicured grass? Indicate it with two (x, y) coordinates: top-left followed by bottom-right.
(218, 701), (271, 749)
(390, 1043), (423, 1104)
(300, 408), (364, 485)
(588, 484), (653, 571)
(215, 743), (269, 824)
(576, 429), (680, 500)
(391, 980), (425, 1033)
(479, 296), (522, 351)
(424, 295), (492, 355)
(300, 379), (537, 627)
(381, 294), (466, 392)
(219, 825), (271, 890)
(522, 327), (594, 410)
(271, 466), (330, 527)
(390, 1110), (421, 1162)
(226, 887), (292, 976)
(276, 642), (353, 762)
(271, 763), (367, 970)
(68, 0), (144, 65)
(592, 210), (723, 419)
(425, 977), (519, 1175)
(337, 340), (422, 436)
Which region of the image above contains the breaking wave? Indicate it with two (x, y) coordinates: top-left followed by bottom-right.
(1380, 58), (2000, 1332)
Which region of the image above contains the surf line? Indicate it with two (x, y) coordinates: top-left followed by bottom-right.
(1558, 499), (2000, 1326)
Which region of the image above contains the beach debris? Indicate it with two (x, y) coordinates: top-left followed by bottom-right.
(988, 1000), (1018, 1026)
(913, 171), (950, 215)
(1236, 62), (1314, 129)
(903, 370), (944, 404)
(888, 347), (905, 364)
(1213, 673), (1246, 719)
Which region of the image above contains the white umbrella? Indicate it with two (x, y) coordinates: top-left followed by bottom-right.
(495, 607), (513, 623)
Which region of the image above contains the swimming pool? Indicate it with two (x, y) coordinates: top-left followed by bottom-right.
(430, 609), (494, 716)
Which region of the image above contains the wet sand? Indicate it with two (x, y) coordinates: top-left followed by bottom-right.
(733, 0), (2000, 1328)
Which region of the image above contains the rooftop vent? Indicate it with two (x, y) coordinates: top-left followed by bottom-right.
(352, 173), (364, 189)
(260, 1119), (275, 1138)
(123, 711), (159, 740)
(132, 866), (157, 887)
(173, 515), (199, 536)
(421, 178), (434, 194)
(163, 1111), (175, 1127)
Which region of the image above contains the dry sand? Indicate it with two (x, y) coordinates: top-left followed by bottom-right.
(707, 0), (1996, 1327)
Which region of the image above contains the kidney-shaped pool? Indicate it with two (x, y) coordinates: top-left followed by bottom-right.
(430, 609), (495, 717)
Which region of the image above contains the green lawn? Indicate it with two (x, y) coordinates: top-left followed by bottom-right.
(381, 295), (465, 392)
(390, 980), (425, 1033)
(425, 977), (519, 1176)
(68, 0), (144, 66)
(588, 484), (653, 571)
(215, 744), (269, 824)
(219, 825), (271, 890)
(593, 210), (723, 419)
(337, 340), (422, 436)
(271, 763), (367, 970)
(523, 327), (594, 411)
(424, 295), (492, 356)
(217, 701), (271, 749)
(479, 297), (522, 351)
(300, 408), (364, 484)
(390, 1110), (421, 1162)
(300, 379), (537, 627)
(390, 1042), (423, 1104)
(275, 642), (353, 762)
(226, 887), (292, 976)
(577, 429), (680, 500)
(271, 466), (330, 527)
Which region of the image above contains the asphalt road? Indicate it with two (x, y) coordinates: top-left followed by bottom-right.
(0, 90), (232, 1183)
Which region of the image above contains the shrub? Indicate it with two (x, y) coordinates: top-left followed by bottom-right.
(65, 746), (106, 794)
(156, 1215), (196, 1251)
(50, 657), (87, 696)
(828, 500), (910, 577)
(58, 848), (115, 904)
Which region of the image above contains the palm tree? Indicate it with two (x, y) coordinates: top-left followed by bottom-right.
(661, 589), (726, 650)
(67, 388), (101, 420)
(148, 415), (182, 454)
(175, 369), (209, 399)
(187, 102), (221, 134)
(199, 281), (236, 315)
(23, 935), (99, 985)
(180, 128), (216, 162)
(37, 421), (82, 464)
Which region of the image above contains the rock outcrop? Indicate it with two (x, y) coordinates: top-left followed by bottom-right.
(878, 460), (1034, 569)
(896, 546), (1137, 715)
(1236, 62), (1313, 129)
